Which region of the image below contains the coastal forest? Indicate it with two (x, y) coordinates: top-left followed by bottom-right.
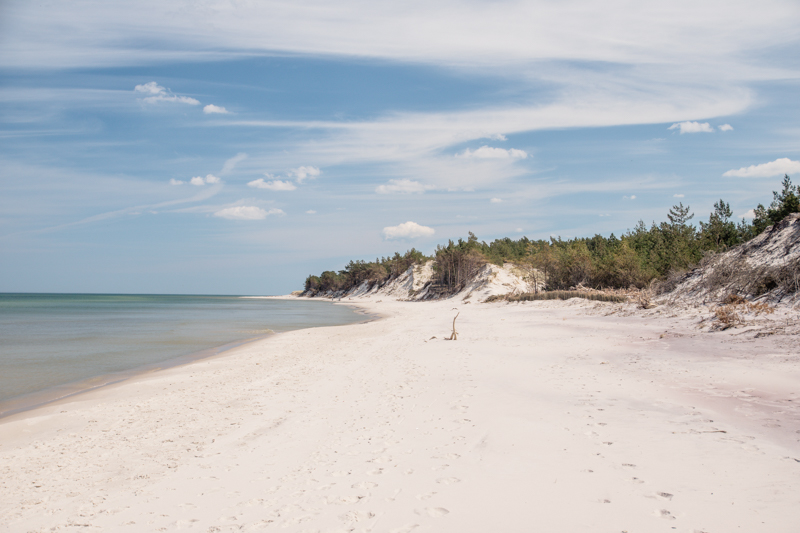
(304, 175), (800, 296)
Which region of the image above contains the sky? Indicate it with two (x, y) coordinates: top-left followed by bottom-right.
(1, 0), (799, 295)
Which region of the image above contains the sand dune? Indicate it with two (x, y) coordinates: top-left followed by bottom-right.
(2, 298), (799, 532)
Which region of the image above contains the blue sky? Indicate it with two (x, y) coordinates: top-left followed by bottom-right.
(1, 0), (799, 295)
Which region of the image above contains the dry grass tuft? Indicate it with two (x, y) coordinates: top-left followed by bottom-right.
(486, 290), (626, 303)
(712, 293), (775, 329)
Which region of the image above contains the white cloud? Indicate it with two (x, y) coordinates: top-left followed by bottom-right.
(382, 221), (435, 240)
(248, 178), (297, 191)
(375, 179), (429, 194)
(306, 210), (317, 214)
(221, 153), (247, 175)
(515, 227), (522, 232)
(458, 146), (527, 159)
(668, 121), (714, 133)
(134, 81), (200, 105)
(213, 206), (284, 220)
(189, 174), (221, 186)
(741, 209), (756, 219)
(623, 194), (637, 200)
(134, 81), (164, 95)
(169, 179), (184, 185)
(673, 193), (684, 197)
(723, 157), (800, 178)
(485, 133), (507, 141)
(203, 104), (229, 114)
(490, 198), (503, 203)
(718, 124), (734, 131)
(288, 166), (320, 183)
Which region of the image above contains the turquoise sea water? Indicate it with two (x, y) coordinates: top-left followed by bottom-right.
(0, 294), (365, 415)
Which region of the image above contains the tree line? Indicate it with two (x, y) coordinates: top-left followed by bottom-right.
(303, 175), (800, 296)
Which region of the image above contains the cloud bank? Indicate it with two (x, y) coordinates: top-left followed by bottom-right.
(723, 158), (800, 178)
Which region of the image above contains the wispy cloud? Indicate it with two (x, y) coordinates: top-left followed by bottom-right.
(718, 124), (733, 131)
(213, 206), (284, 220)
(134, 82), (199, 105)
(673, 193), (684, 197)
(248, 178), (297, 191)
(6, 0), (799, 78)
(723, 157), (800, 178)
(221, 153), (247, 175)
(382, 221), (435, 240)
(224, 80), (750, 191)
(490, 198), (503, 203)
(375, 179), (429, 194)
(203, 104), (229, 114)
(668, 121), (714, 134)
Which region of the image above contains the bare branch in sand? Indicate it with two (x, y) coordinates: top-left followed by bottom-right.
(445, 312), (459, 340)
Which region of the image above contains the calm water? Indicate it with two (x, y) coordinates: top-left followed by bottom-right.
(0, 294), (365, 413)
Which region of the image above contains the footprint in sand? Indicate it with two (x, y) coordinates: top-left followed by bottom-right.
(416, 507), (450, 517)
(367, 468), (384, 475)
(415, 492), (437, 500)
(655, 509), (676, 520)
(326, 495), (365, 505)
(435, 477), (461, 485)
(340, 510), (376, 522)
(331, 471), (352, 477)
(351, 481), (378, 489)
(656, 492), (674, 501)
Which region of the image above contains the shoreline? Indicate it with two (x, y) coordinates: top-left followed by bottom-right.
(0, 333), (273, 421)
(2, 298), (798, 531)
(0, 296), (376, 422)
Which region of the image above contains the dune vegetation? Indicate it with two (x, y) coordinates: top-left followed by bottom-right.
(304, 176), (800, 297)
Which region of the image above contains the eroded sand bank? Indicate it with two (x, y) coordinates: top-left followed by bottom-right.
(1, 299), (799, 532)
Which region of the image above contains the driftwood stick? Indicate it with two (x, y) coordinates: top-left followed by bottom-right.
(445, 312), (459, 340)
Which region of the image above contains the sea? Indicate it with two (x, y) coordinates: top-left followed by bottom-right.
(0, 293), (366, 417)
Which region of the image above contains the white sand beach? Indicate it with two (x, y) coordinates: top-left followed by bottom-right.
(2, 298), (799, 532)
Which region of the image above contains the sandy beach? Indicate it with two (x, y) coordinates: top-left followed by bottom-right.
(2, 298), (799, 532)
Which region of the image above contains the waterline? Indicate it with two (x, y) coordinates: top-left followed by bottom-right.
(0, 294), (365, 417)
